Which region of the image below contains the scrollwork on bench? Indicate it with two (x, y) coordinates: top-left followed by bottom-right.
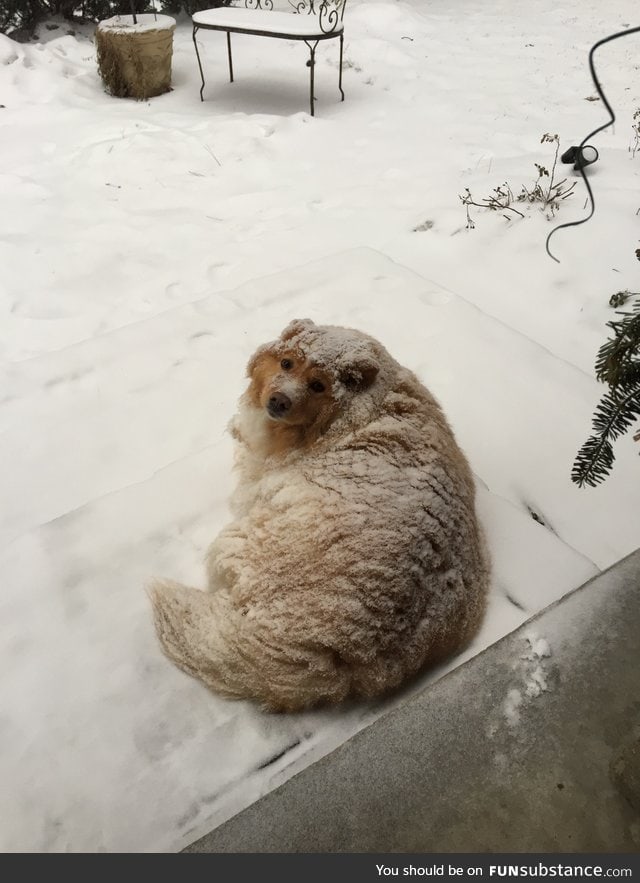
(244, 0), (274, 10)
(285, 1), (345, 35)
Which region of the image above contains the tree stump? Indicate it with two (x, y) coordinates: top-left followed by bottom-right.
(96, 14), (176, 100)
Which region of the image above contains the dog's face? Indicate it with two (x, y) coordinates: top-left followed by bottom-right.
(246, 319), (380, 437)
(248, 347), (337, 429)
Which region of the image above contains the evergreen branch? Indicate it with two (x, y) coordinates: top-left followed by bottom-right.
(572, 381), (640, 486)
(590, 382), (640, 442)
(571, 435), (615, 488)
(594, 295), (640, 385)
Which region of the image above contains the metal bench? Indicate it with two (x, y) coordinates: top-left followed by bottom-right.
(191, 1), (347, 116)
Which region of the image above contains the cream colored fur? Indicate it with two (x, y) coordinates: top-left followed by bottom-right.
(150, 319), (490, 711)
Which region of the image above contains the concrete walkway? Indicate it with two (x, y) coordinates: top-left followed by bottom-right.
(185, 549), (640, 852)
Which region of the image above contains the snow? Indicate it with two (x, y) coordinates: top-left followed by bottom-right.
(1, 0), (639, 853)
(97, 14), (177, 35)
(502, 633), (552, 725)
(521, 632), (552, 699)
(503, 688), (523, 727)
(192, 8), (344, 37)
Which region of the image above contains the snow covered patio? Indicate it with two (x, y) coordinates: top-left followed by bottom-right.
(1, 0), (639, 853)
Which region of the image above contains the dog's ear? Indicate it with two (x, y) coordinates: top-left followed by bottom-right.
(246, 344), (269, 377)
(340, 360), (379, 392)
(280, 319), (315, 341)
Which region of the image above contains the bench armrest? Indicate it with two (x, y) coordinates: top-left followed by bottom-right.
(241, 0), (347, 34)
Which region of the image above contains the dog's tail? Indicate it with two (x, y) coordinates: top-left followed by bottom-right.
(148, 579), (351, 711)
(148, 579), (245, 699)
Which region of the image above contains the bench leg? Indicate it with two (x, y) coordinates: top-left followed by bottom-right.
(193, 26), (206, 102)
(226, 31), (234, 83)
(338, 32), (344, 101)
(304, 40), (319, 117)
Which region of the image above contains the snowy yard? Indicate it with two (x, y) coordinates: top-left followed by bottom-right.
(1, 0), (639, 852)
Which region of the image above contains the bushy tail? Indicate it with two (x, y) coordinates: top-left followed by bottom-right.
(148, 580), (351, 711)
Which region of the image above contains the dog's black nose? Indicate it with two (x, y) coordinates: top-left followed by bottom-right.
(268, 393), (292, 416)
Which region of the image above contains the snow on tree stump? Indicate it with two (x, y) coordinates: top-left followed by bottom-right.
(96, 14), (176, 100)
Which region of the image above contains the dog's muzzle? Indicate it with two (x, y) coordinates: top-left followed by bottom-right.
(267, 392), (292, 419)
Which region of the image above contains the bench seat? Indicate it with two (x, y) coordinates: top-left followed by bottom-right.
(192, 8), (344, 40)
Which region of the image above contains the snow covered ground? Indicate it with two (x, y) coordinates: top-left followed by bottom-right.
(1, 0), (639, 853)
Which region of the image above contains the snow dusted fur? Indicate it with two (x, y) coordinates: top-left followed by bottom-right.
(150, 319), (490, 711)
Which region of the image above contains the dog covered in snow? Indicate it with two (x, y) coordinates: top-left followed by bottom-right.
(150, 319), (490, 711)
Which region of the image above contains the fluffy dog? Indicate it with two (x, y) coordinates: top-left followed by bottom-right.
(150, 319), (490, 711)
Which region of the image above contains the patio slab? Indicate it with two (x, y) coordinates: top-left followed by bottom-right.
(185, 548), (640, 853)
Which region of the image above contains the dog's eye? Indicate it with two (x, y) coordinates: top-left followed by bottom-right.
(280, 359), (293, 370)
(309, 380), (325, 393)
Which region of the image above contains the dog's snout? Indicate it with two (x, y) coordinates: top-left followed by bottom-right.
(268, 392), (292, 416)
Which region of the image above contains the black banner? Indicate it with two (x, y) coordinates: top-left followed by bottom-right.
(5, 853), (637, 880)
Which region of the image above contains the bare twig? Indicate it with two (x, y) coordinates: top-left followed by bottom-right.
(631, 108), (640, 158)
(459, 184), (524, 229)
(462, 134), (576, 228)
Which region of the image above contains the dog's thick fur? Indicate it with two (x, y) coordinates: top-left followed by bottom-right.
(150, 319), (490, 711)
